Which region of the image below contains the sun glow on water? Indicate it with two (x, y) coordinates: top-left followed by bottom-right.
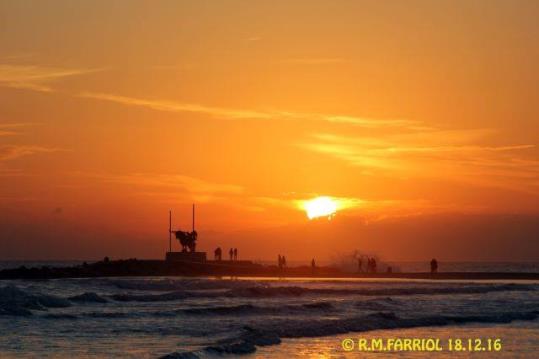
(303, 196), (338, 219)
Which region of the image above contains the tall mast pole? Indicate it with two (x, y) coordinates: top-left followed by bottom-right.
(169, 210), (172, 253)
(192, 204), (195, 232)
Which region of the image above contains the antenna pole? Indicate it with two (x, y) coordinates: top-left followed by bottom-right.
(169, 210), (172, 253)
(192, 204), (195, 232)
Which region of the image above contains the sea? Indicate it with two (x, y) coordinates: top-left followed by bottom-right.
(1, 261), (538, 358)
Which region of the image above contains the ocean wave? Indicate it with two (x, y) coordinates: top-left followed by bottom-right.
(225, 284), (534, 298)
(108, 283), (534, 303)
(110, 291), (189, 302)
(110, 278), (257, 292)
(266, 311), (539, 338)
(69, 292), (108, 303)
(43, 313), (78, 320)
(161, 310), (539, 357)
(0, 285), (71, 316)
(177, 301), (335, 316)
(355, 297), (399, 311)
(301, 301), (334, 310)
(180, 304), (258, 316)
(32, 300), (335, 321)
(83, 312), (129, 318)
(160, 352), (202, 359)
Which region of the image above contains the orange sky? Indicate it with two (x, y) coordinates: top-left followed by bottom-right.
(1, 1), (538, 261)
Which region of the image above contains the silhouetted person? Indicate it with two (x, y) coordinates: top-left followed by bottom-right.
(278, 255), (282, 269)
(229, 248), (233, 261)
(214, 247), (222, 261)
(430, 258), (438, 274)
(233, 248), (238, 261)
(358, 258), (363, 273)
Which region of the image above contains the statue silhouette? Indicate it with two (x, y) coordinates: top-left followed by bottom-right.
(173, 230), (198, 252)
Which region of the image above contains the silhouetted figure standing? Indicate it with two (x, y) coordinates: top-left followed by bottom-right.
(430, 258), (438, 274)
(229, 248), (233, 261)
(311, 258), (316, 274)
(233, 248), (238, 261)
(214, 247), (222, 261)
(278, 255), (282, 269)
(367, 258), (376, 273)
(358, 258), (363, 273)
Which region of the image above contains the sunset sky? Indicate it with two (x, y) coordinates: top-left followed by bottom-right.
(1, 0), (538, 261)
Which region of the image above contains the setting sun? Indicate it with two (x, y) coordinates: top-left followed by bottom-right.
(303, 196), (338, 219)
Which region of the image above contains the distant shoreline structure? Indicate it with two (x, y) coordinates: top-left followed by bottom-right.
(1, 258), (539, 281)
(2, 207), (537, 281)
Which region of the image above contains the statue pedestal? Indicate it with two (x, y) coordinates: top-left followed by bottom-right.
(165, 251), (207, 263)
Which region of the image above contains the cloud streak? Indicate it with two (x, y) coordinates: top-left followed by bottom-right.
(0, 123), (36, 137)
(0, 64), (97, 92)
(79, 92), (417, 128)
(0, 145), (65, 161)
(74, 172), (244, 203)
(299, 131), (538, 193)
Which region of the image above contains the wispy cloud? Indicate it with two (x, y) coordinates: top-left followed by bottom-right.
(0, 123), (36, 136)
(0, 64), (97, 92)
(0, 123), (34, 129)
(79, 92), (276, 120)
(0, 145), (65, 161)
(299, 131), (539, 193)
(79, 92), (417, 128)
(74, 172), (244, 203)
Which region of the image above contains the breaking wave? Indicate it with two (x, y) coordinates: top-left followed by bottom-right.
(161, 310), (539, 357)
(0, 285), (71, 316)
(69, 292), (108, 303)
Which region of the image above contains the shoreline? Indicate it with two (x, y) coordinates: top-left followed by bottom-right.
(1, 258), (538, 281)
